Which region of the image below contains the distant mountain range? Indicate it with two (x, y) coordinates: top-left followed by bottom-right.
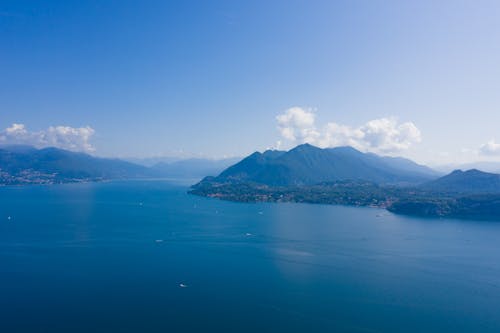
(0, 145), (155, 184)
(212, 143), (439, 186)
(0, 145), (235, 185)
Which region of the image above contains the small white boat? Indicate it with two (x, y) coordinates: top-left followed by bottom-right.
(179, 283), (188, 288)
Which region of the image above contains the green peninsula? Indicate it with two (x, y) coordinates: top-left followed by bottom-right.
(190, 145), (500, 221)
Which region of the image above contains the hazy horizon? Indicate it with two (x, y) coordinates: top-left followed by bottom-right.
(2, 1), (500, 165)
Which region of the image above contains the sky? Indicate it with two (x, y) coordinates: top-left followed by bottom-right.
(1, 0), (500, 165)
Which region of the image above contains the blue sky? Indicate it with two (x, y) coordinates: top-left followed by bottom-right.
(1, 0), (500, 165)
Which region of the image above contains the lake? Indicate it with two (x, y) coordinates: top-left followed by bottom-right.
(0, 180), (499, 332)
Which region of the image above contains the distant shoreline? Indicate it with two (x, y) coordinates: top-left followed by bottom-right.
(189, 180), (500, 222)
(0, 177), (200, 188)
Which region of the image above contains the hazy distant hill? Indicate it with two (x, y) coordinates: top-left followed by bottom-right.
(437, 162), (500, 174)
(151, 157), (240, 180)
(422, 169), (500, 194)
(212, 144), (438, 186)
(124, 156), (180, 167)
(0, 145), (155, 184)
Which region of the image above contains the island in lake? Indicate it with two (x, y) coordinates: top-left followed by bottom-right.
(190, 144), (500, 220)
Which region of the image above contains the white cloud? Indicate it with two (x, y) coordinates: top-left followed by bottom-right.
(276, 107), (320, 143)
(276, 107), (422, 154)
(6, 123), (28, 135)
(319, 122), (365, 150)
(0, 123), (96, 153)
(358, 118), (421, 153)
(479, 140), (500, 156)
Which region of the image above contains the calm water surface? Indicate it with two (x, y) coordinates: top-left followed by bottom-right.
(1, 180), (499, 332)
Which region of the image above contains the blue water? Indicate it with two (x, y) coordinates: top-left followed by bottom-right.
(0, 180), (499, 332)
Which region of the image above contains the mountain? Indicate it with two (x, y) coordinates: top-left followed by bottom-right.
(151, 157), (240, 180)
(0, 145), (156, 184)
(208, 144), (438, 186)
(422, 169), (500, 194)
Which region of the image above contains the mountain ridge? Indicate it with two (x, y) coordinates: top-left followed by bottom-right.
(208, 143), (439, 186)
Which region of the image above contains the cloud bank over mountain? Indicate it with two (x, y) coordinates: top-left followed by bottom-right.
(0, 123), (95, 152)
(276, 107), (422, 154)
